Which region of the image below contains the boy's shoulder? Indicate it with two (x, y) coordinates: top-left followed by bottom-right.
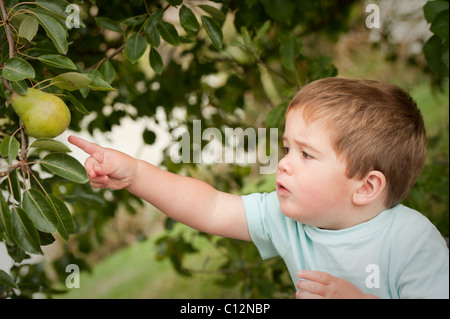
(385, 204), (448, 250)
(388, 204), (439, 231)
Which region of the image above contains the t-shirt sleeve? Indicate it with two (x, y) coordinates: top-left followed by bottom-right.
(241, 192), (279, 259)
(395, 220), (449, 299)
(391, 212), (449, 299)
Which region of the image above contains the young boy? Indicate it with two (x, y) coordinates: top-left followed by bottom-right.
(68, 77), (449, 299)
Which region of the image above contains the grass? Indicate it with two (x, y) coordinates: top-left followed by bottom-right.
(57, 225), (242, 299)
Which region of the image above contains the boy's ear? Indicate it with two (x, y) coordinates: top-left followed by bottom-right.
(352, 171), (386, 206)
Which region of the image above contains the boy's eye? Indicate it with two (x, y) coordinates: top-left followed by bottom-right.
(301, 151), (312, 159)
(283, 147), (290, 154)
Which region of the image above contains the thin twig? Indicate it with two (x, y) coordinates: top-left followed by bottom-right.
(256, 58), (298, 89)
(85, 43), (126, 70)
(19, 122), (28, 172)
(2, 76), (13, 93)
(0, 163), (20, 178)
(0, 0), (16, 58)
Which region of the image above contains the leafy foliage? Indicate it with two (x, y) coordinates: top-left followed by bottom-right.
(423, 0), (449, 79)
(0, 0), (448, 299)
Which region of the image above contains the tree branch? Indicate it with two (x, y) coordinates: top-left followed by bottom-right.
(2, 76), (13, 93)
(256, 58), (298, 89)
(85, 43), (125, 71)
(0, 0), (15, 58)
(0, 163), (20, 178)
(1, 0), (29, 171)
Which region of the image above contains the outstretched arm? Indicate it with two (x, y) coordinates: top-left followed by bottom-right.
(68, 136), (251, 241)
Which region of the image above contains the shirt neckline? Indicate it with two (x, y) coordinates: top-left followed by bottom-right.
(303, 206), (398, 242)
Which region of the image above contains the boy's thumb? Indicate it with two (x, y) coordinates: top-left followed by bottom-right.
(95, 161), (114, 177)
(93, 163), (104, 176)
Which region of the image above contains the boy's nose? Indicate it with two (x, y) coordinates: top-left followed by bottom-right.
(277, 155), (292, 175)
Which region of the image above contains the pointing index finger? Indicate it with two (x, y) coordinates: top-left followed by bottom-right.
(68, 135), (105, 161)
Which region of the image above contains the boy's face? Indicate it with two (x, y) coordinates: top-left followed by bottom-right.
(276, 108), (359, 230)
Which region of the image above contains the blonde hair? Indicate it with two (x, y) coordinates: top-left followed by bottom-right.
(288, 77), (426, 208)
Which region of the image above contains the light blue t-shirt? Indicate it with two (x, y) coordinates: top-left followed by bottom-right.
(242, 191), (449, 299)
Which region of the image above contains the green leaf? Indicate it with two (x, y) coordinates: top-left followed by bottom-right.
(46, 194), (74, 240)
(2, 57), (36, 81)
(0, 192), (13, 245)
(18, 15), (39, 42)
(144, 9), (163, 47)
(167, 0), (183, 6)
(423, 0), (449, 23)
(94, 16), (122, 32)
(280, 35), (302, 71)
(8, 170), (21, 203)
(199, 5), (226, 22)
(145, 27), (161, 48)
(51, 72), (92, 91)
(201, 16), (223, 50)
(10, 80), (28, 95)
(11, 207), (43, 255)
(37, 54), (77, 70)
(430, 10), (449, 41)
(0, 270), (19, 290)
(265, 102), (288, 128)
(179, 5), (199, 35)
(122, 16), (147, 27)
(145, 23), (161, 47)
(149, 48), (164, 75)
(125, 33), (147, 64)
(23, 189), (58, 233)
(39, 231), (55, 246)
(310, 56), (338, 81)
(256, 20), (271, 40)
(63, 92), (90, 115)
(0, 136), (20, 164)
(35, 0), (70, 18)
(86, 73), (115, 91)
(34, 12), (68, 54)
(99, 60), (116, 84)
(260, 0), (296, 26)
(30, 138), (72, 152)
(40, 153), (88, 184)
(158, 21), (180, 46)
(424, 35), (444, 75)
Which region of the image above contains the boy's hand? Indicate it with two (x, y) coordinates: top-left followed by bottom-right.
(68, 136), (138, 190)
(296, 270), (378, 299)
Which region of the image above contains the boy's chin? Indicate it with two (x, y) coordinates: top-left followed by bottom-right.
(279, 201), (305, 222)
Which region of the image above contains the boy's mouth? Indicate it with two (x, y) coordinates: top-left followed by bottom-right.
(276, 181), (290, 195)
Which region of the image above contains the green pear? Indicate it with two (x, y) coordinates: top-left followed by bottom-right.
(10, 88), (71, 138)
